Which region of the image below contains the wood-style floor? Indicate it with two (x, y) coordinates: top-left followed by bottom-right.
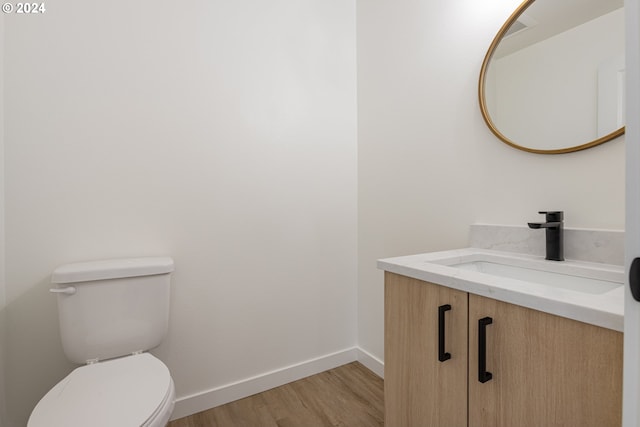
(168, 362), (384, 427)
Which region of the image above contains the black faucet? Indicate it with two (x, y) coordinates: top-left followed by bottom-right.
(527, 211), (564, 261)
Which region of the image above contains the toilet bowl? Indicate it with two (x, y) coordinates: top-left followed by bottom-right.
(27, 257), (176, 427)
(28, 353), (175, 427)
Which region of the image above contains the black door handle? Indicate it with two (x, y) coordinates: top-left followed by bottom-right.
(478, 317), (493, 383)
(630, 258), (640, 301)
(438, 304), (452, 362)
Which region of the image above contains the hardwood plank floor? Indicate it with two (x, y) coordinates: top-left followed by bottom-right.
(168, 362), (384, 427)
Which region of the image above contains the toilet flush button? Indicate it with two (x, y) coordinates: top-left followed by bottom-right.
(49, 286), (76, 295)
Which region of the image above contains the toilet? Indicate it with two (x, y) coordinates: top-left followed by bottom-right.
(28, 257), (176, 427)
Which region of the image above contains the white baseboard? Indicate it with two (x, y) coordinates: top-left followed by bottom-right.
(356, 347), (384, 379)
(171, 347), (359, 420)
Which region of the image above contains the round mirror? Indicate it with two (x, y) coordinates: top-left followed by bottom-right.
(479, 0), (625, 154)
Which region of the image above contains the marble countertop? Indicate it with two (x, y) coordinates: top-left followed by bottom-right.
(378, 248), (624, 332)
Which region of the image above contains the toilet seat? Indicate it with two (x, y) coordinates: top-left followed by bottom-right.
(28, 353), (174, 427)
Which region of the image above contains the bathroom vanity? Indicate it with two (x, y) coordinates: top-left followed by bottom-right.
(379, 248), (623, 427)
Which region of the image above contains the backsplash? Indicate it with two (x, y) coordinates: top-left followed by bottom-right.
(469, 224), (624, 266)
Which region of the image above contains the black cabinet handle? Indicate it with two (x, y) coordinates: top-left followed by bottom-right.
(438, 304), (452, 362)
(478, 317), (493, 383)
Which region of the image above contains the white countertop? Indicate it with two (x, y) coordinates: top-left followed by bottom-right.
(377, 248), (624, 332)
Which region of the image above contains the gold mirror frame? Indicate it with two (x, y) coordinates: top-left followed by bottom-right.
(478, 0), (625, 154)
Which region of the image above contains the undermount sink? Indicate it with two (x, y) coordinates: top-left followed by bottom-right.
(421, 250), (625, 297)
(450, 259), (622, 295)
(377, 248), (625, 332)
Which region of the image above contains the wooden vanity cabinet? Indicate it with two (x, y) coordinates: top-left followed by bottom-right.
(385, 272), (468, 427)
(468, 293), (622, 427)
(384, 272), (623, 427)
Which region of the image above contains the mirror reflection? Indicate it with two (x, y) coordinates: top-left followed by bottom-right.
(479, 0), (625, 153)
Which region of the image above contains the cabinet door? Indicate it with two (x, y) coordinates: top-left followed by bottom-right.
(384, 272), (468, 427)
(468, 294), (622, 427)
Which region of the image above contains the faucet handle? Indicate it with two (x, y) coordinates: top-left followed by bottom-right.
(538, 211), (564, 222)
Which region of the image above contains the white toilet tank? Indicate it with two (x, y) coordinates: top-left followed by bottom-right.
(51, 257), (174, 364)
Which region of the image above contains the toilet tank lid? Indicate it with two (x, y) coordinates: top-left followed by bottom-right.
(52, 257), (174, 284)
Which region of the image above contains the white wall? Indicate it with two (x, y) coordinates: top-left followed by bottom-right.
(357, 0), (625, 364)
(0, 11), (6, 427)
(0, 10), (4, 311)
(3, 1), (357, 425)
